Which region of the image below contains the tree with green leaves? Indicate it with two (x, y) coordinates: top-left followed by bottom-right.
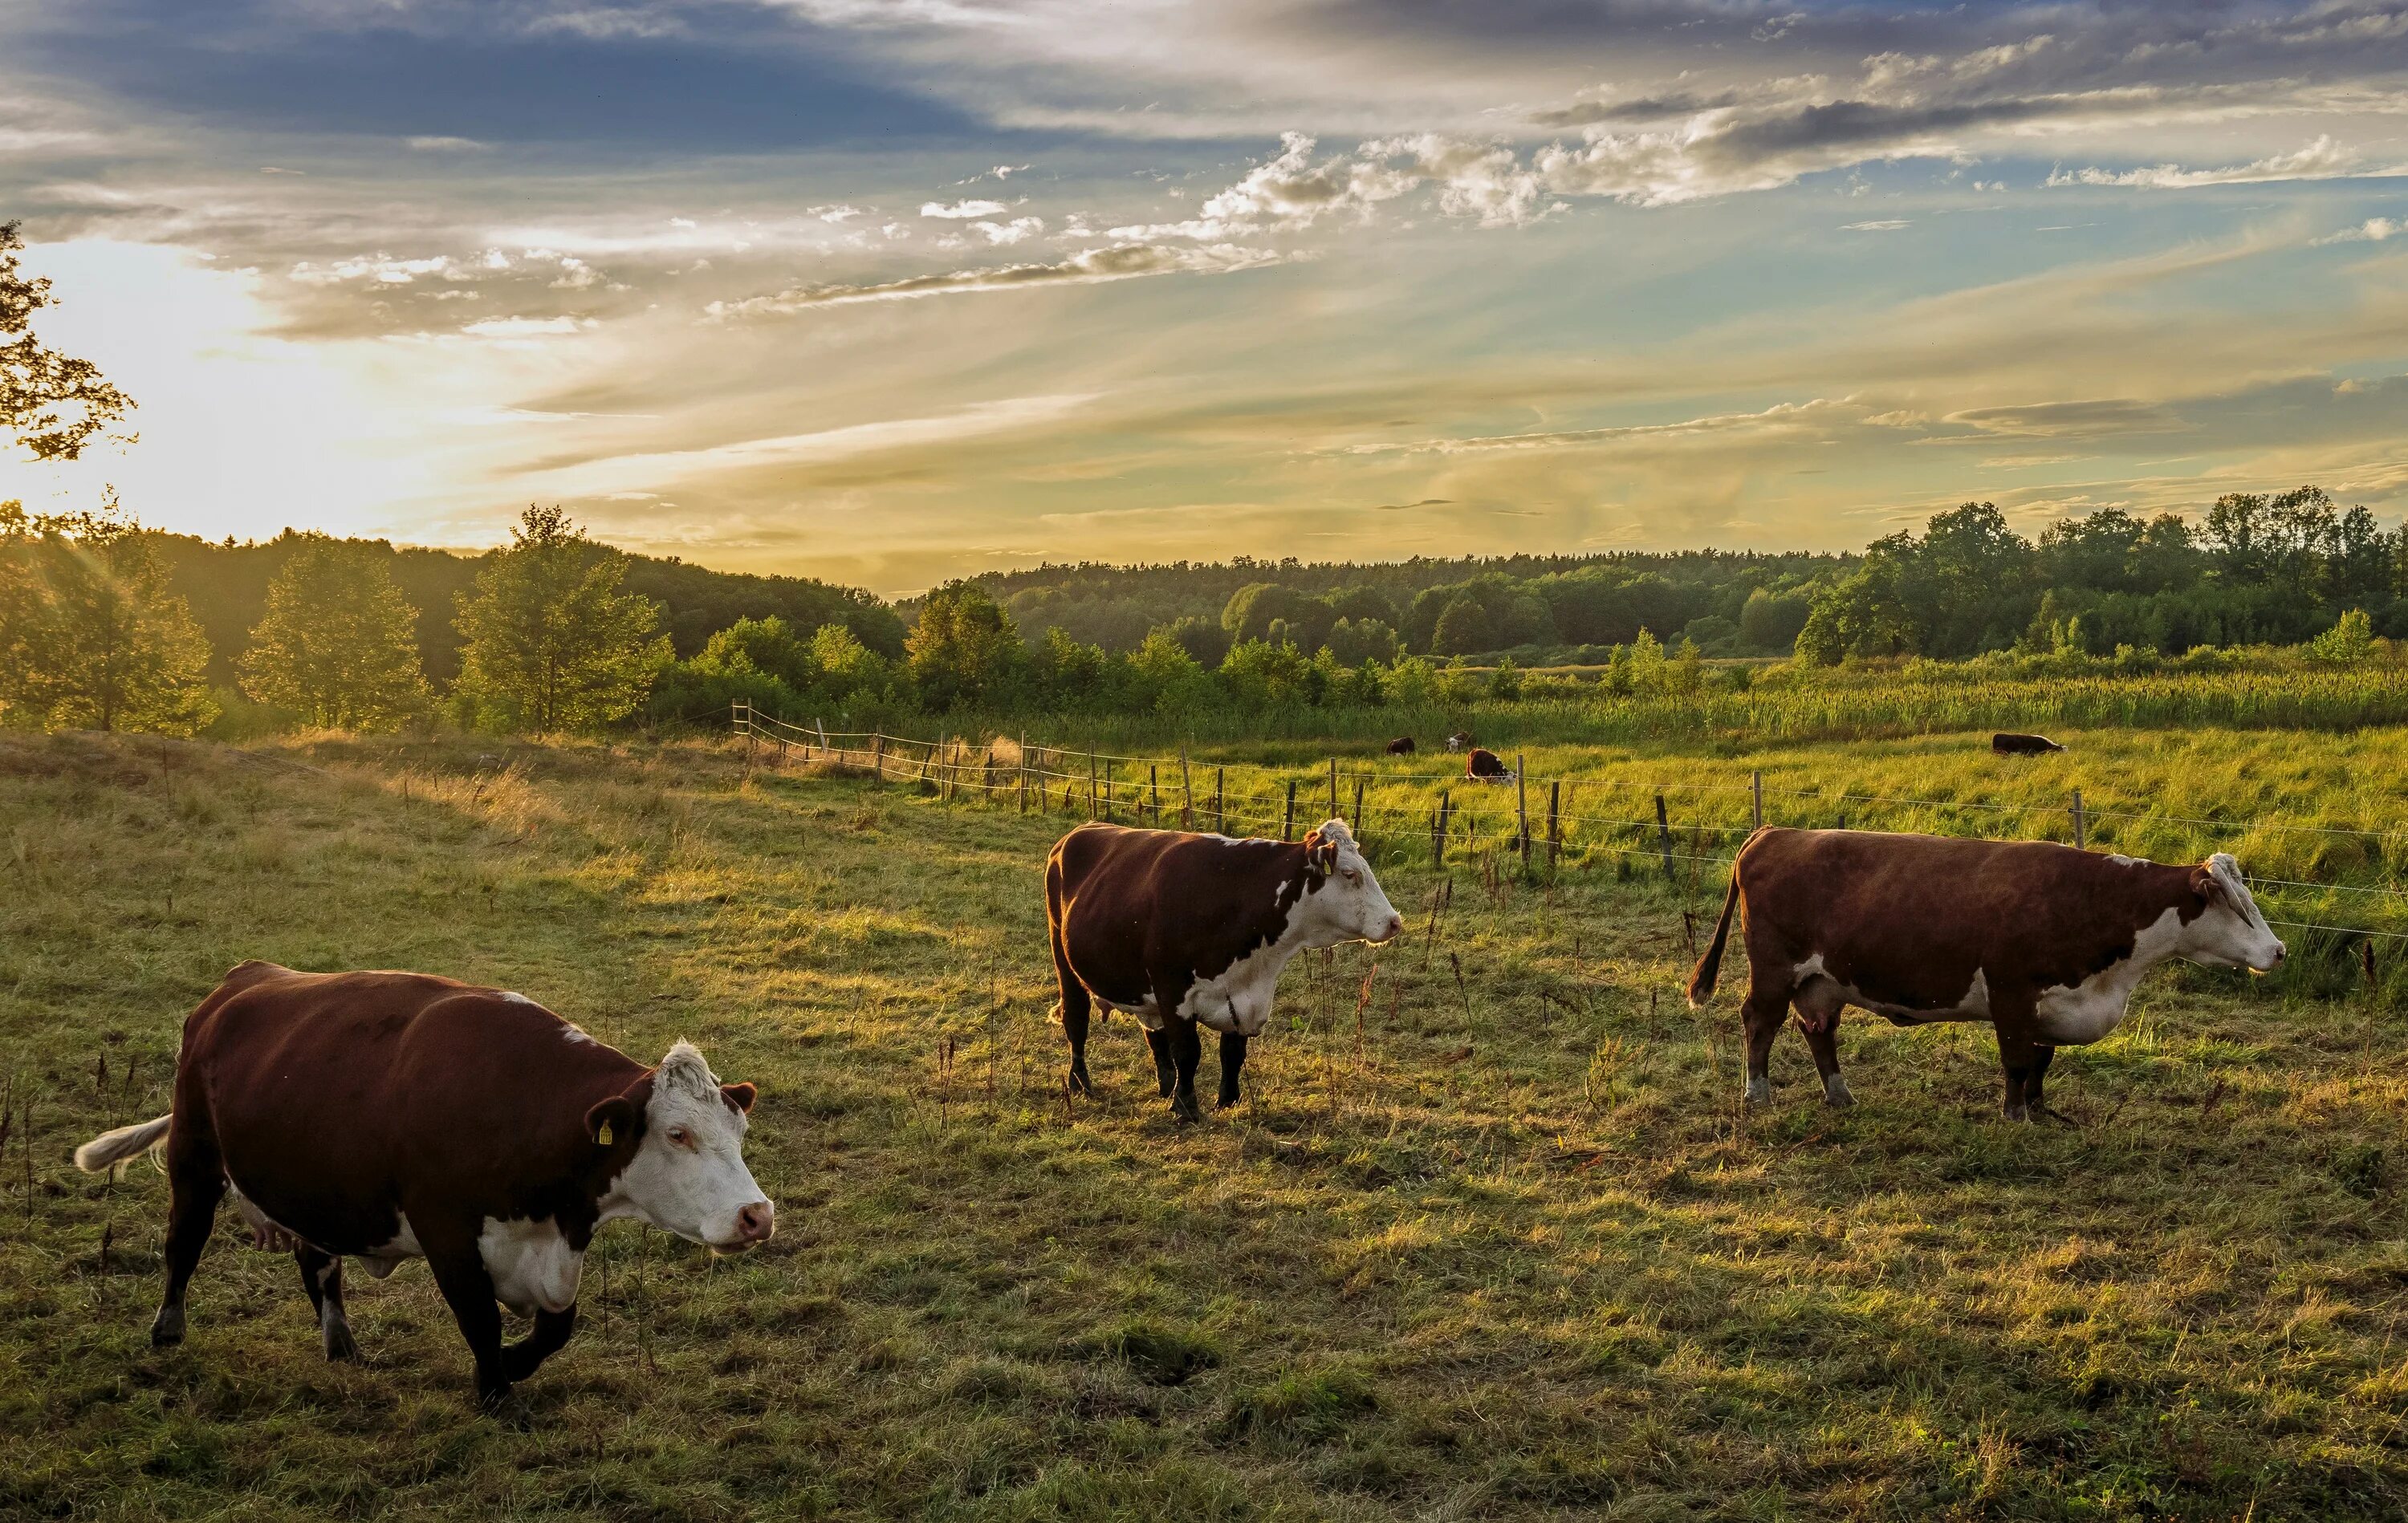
(0, 493), (217, 733)
(454, 506), (669, 731)
(2, 221), (136, 461)
(907, 582), (1023, 709)
(238, 534), (429, 729)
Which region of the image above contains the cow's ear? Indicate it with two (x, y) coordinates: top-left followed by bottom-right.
(2189, 864), (2220, 904)
(721, 1082), (757, 1114)
(1302, 828), (1336, 877)
(585, 1096), (638, 1149)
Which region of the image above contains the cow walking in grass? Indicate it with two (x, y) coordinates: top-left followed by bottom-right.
(75, 961), (775, 1407)
(1047, 818), (1403, 1123)
(1686, 830), (2284, 1120)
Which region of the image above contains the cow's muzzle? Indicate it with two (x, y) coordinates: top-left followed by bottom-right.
(714, 1200), (776, 1253)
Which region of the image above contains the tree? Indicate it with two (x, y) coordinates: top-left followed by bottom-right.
(454, 506), (669, 731)
(2309, 608), (2374, 664)
(238, 534), (428, 729)
(2, 221), (136, 461)
(0, 493), (216, 733)
(907, 582), (1022, 709)
(1430, 595), (1495, 656)
(1795, 558), (1917, 664)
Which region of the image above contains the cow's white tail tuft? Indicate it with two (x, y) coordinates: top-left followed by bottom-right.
(75, 1113), (173, 1175)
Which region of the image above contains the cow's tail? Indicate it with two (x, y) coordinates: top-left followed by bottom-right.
(1686, 873), (1743, 1009)
(75, 1113), (172, 1176)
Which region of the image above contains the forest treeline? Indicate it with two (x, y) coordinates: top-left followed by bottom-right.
(3, 490), (2402, 739)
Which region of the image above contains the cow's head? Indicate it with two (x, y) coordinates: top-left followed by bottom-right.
(1298, 818), (1404, 948)
(2180, 854), (2286, 973)
(588, 1042), (775, 1253)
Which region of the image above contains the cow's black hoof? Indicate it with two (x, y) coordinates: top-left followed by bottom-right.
(149, 1306), (185, 1346)
(324, 1322), (360, 1363)
(1215, 1089), (1240, 1110)
(2000, 1104), (2032, 1123)
(1067, 1067), (1092, 1097)
(475, 1379), (515, 1413)
(1169, 1095), (1201, 1125)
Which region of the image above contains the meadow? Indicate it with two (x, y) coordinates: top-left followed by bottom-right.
(2, 724), (2406, 1520)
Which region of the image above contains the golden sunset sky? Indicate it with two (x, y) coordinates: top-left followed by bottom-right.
(6, 1), (2408, 592)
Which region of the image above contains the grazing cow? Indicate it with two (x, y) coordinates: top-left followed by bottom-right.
(1992, 732), (2068, 756)
(74, 961), (773, 1407)
(1047, 818), (1402, 1122)
(1445, 731), (1475, 751)
(1385, 736), (1416, 755)
(1465, 747), (1512, 781)
(1686, 831), (2284, 1120)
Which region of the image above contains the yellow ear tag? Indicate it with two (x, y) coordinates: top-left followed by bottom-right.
(596, 1121), (614, 1146)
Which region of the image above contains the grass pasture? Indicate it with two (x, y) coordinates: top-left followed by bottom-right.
(3, 729), (2407, 1520)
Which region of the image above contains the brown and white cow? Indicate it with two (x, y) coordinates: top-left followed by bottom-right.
(1047, 818), (1402, 1122)
(1465, 747), (1511, 781)
(74, 961), (774, 1407)
(1686, 831), (2284, 1120)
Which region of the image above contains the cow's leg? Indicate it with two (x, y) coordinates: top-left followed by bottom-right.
(1991, 1000), (2043, 1123)
(1166, 1020), (1203, 1124)
(1740, 976), (1793, 1106)
(296, 1245), (359, 1361)
(1216, 1033), (1248, 1108)
(1053, 929), (1094, 1096)
(1144, 1028), (1176, 1097)
(419, 1223), (512, 1407)
(501, 1304), (579, 1384)
(2024, 1043), (2066, 1121)
(1796, 1004), (1853, 1107)
(153, 1126), (226, 1347)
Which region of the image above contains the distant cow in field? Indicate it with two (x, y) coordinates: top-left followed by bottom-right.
(1385, 736), (1416, 755)
(1687, 831), (2283, 1119)
(1046, 819), (1401, 1122)
(1992, 733), (2068, 756)
(1464, 747), (1512, 781)
(1445, 731), (1475, 751)
(75, 961), (774, 1407)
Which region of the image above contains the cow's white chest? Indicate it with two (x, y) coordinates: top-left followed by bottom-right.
(1175, 938), (1296, 1036)
(2034, 906), (2182, 1046)
(478, 1216), (584, 1315)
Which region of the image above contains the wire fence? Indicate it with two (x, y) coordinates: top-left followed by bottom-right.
(730, 705), (2408, 960)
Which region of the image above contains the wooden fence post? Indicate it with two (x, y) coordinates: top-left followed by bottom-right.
(1180, 747), (1194, 830)
(1018, 736), (1029, 813)
(1149, 763), (1160, 826)
(1546, 780), (1560, 870)
(1088, 749), (1099, 822)
(1214, 766), (1226, 834)
(1515, 758), (1531, 872)
(1433, 787), (1450, 867)
(739, 703), (754, 769)
(1283, 780), (1296, 842)
(1655, 793), (1676, 881)
(1751, 770), (1763, 832)
(816, 717), (828, 759)
(1327, 758), (1339, 823)
(872, 734), (885, 780)
(1352, 778), (1365, 837)
(2072, 789), (2086, 849)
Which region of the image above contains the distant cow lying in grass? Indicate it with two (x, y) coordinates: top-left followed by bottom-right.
(75, 961), (774, 1407)
(1445, 731), (1474, 751)
(1992, 732), (2068, 755)
(1385, 736), (1416, 755)
(1686, 830), (2284, 1120)
(1465, 747), (1512, 781)
(1046, 818), (1402, 1122)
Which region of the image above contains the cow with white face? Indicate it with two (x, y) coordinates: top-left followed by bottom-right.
(1688, 831), (2286, 1120)
(1047, 818), (1403, 1122)
(74, 962), (774, 1407)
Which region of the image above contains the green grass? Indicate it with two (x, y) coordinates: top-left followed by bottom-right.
(4, 729), (2406, 1519)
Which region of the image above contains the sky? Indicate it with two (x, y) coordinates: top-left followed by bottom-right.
(5, 2), (2408, 594)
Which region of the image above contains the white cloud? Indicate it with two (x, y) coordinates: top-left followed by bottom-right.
(970, 216), (1045, 245)
(2046, 136), (2361, 189)
(460, 315), (598, 338)
(405, 136), (488, 152)
(706, 242), (1286, 315)
(2316, 217), (2403, 245)
(922, 198), (1010, 218)
(1843, 219), (1910, 231)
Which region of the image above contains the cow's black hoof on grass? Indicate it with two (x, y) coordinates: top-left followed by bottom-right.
(1169, 1096), (1202, 1126)
(150, 1307), (185, 1346)
(1067, 1068), (1092, 1098)
(324, 1324), (360, 1363)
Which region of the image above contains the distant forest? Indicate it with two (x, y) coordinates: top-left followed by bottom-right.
(150, 530), (905, 687)
(142, 486), (2408, 694)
